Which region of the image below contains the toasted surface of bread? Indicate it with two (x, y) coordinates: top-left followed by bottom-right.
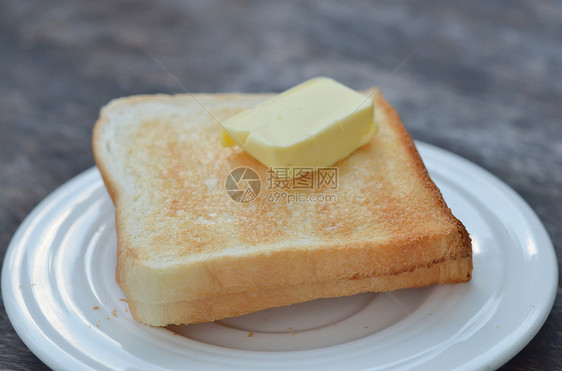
(93, 89), (472, 325)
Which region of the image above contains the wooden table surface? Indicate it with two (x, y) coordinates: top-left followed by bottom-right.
(1, 1), (560, 369)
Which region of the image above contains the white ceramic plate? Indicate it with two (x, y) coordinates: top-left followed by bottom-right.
(2, 142), (557, 371)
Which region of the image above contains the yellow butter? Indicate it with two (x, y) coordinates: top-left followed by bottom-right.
(221, 77), (377, 172)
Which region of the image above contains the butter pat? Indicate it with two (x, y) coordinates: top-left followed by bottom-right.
(221, 77), (377, 171)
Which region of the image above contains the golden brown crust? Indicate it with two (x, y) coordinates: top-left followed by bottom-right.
(92, 89), (473, 310)
(372, 90), (473, 271)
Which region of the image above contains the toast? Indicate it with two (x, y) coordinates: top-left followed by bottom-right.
(93, 89), (472, 326)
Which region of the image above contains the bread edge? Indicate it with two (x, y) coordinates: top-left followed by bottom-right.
(372, 90), (472, 278)
(128, 256), (472, 326)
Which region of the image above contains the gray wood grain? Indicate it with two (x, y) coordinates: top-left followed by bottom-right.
(1, 1), (560, 369)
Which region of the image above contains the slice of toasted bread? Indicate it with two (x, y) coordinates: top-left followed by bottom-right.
(93, 89), (471, 325)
